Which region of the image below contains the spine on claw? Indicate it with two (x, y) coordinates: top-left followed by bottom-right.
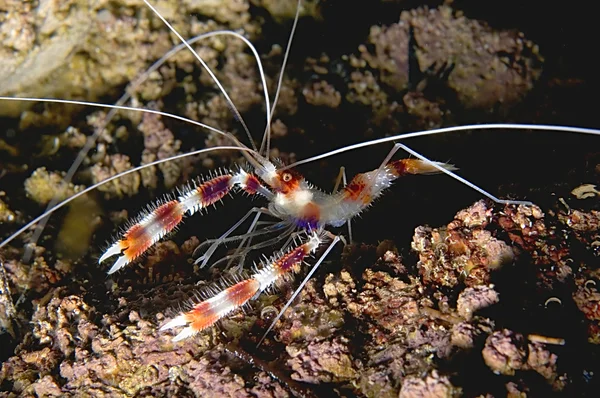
(99, 169), (268, 274)
(160, 232), (323, 341)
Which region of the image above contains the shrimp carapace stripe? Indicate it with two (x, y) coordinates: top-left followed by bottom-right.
(197, 175), (232, 206)
(160, 232), (323, 341)
(269, 237), (314, 274)
(242, 174), (261, 194)
(99, 169), (273, 274)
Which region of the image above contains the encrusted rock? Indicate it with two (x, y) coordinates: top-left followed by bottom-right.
(482, 329), (527, 375)
(412, 202), (514, 288)
(399, 370), (461, 398)
(456, 285), (499, 320)
(24, 167), (84, 205)
(286, 337), (358, 383)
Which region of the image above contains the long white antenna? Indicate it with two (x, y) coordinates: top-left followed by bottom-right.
(284, 124), (600, 169)
(142, 0), (264, 152)
(259, 0), (303, 158)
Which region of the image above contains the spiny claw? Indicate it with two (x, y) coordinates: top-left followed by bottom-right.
(107, 255), (130, 275)
(160, 315), (197, 342)
(160, 314), (187, 330)
(97, 173), (252, 275)
(99, 240), (131, 274)
(172, 327), (197, 342)
(98, 241), (122, 264)
(159, 233), (322, 342)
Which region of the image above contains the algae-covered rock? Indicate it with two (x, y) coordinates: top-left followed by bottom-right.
(0, 0), (262, 124)
(358, 6), (543, 111)
(0, 0), (165, 120)
(24, 167), (84, 205)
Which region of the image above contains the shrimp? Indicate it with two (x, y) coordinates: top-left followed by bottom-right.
(0, 0), (599, 389)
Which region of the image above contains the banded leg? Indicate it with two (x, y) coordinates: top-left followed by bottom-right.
(160, 231), (324, 341)
(99, 169), (272, 274)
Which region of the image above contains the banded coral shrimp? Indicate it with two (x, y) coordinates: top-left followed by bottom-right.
(1, 0), (600, 396)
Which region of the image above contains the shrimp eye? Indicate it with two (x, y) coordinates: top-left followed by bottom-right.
(282, 173), (292, 182)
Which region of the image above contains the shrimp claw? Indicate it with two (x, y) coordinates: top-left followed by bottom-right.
(100, 169), (272, 274)
(160, 232), (323, 341)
